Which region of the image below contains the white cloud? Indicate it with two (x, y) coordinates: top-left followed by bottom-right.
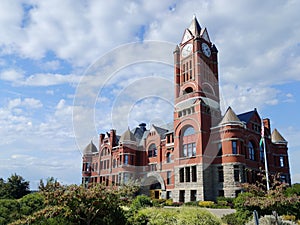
(0, 69), (24, 82)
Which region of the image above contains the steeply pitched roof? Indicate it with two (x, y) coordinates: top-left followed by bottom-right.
(83, 141), (98, 154)
(271, 129), (287, 144)
(120, 128), (136, 143)
(219, 107), (243, 125)
(188, 15), (201, 37)
(152, 125), (169, 138)
(237, 110), (256, 123)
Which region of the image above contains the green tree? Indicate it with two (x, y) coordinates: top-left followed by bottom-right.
(6, 174), (30, 199)
(11, 183), (139, 225)
(0, 178), (10, 199)
(38, 177), (60, 192)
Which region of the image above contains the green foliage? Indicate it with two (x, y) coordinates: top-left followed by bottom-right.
(231, 172), (300, 223)
(0, 174), (30, 199)
(222, 213), (244, 225)
(0, 199), (20, 224)
(285, 183), (300, 196)
(13, 183), (139, 225)
(198, 201), (214, 208)
(19, 193), (44, 216)
(246, 215), (298, 225)
(129, 207), (222, 225)
(164, 198), (173, 206)
(131, 195), (153, 210)
(38, 177), (60, 192)
(216, 196), (234, 208)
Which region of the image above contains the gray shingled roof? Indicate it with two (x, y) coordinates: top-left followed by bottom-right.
(219, 107), (243, 125)
(83, 141), (98, 154)
(271, 129), (287, 144)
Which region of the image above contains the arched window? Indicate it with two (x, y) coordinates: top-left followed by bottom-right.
(184, 87), (193, 94)
(148, 144), (157, 157)
(183, 126), (195, 136)
(248, 142), (255, 161)
(181, 126), (196, 157)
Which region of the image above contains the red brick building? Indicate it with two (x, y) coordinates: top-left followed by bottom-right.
(82, 16), (291, 202)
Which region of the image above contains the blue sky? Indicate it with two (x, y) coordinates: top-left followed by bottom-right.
(0, 0), (299, 189)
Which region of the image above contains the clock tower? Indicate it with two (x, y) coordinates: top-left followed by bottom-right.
(173, 16), (221, 201)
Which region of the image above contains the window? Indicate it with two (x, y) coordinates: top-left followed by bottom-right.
(218, 190), (224, 197)
(217, 143), (222, 156)
(218, 166), (224, 182)
(280, 174), (287, 183)
(167, 171), (171, 185)
(182, 143), (196, 157)
(148, 144), (157, 157)
(179, 190), (185, 203)
(166, 152), (171, 163)
(190, 190), (197, 202)
(192, 166), (197, 182)
(248, 142), (255, 160)
(260, 145), (265, 162)
(185, 167), (190, 182)
(149, 164), (157, 171)
(183, 126), (195, 136)
(234, 165), (240, 182)
(280, 156), (284, 167)
(113, 159), (116, 168)
(232, 140), (237, 154)
(124, 155), (129, 165)
(179, 168), (184, 183)
(166, 191), (172, 199)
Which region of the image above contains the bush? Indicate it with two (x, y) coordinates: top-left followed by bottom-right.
(222, 213), (244, 225)
(172, 202), (183, 207)
(216, 196), (234, 208)
(164, 199), (173, 206)
(131, 195), (153, 210)
(198, 201), (214, 208)
(246, 215), (298, 225)
(184, 201), (198, 206)
(130, 207), (222, 225)
(152, 198), (166, 207)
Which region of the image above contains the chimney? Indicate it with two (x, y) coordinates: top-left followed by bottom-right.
(139, 123), (147, 132)
(99, 133), (105, 144)
(110, 129), (116, 147)
(263, 118), (271, 132)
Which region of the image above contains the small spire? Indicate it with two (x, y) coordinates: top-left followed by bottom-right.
(188, 15), (201, 37)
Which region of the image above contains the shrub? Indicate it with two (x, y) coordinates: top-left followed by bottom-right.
(198, 201), (214, 208)
(130, 195), (153, 210)
(184, 201), (198, 206)
(246, 215), (298, 225)
(222, 213), (244, 225)
(152, 198), (166, 207)
(130, 207), (222, 225)
(172, 202), (183, 207)
(164, 199), (173, 206)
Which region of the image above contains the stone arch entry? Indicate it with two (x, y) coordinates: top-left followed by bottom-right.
(140, 172), (165, 199)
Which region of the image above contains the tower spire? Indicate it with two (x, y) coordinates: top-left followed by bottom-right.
(188, 15), (201, 37)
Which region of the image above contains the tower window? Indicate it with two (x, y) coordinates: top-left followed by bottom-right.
(280, 156), (284, 167)
(148, 143), (157, 157)
(232, 141), (238, 154)
(184, 87), (193, 94)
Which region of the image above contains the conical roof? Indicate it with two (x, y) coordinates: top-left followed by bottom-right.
(219, 107), (242, 125)
(271, 129), (287, 144)
(188, 15), (201, 37)
(120, 128), (136, 143)
(83, 141), (98, 154)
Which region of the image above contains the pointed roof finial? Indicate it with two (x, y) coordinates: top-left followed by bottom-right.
(188, 14), (201, 37)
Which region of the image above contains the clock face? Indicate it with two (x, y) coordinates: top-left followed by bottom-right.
(181, 43), (193, 57)
(201, 43), (211, 57)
